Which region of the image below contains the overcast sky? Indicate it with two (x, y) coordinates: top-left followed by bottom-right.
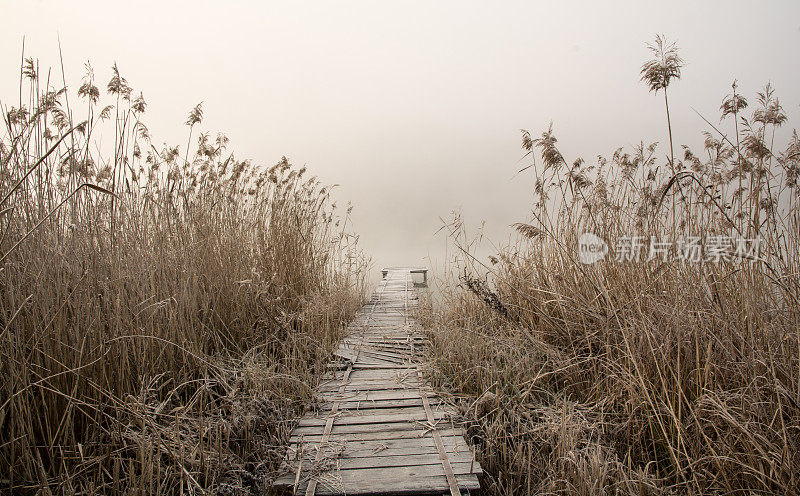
(2, 1), (799, 276)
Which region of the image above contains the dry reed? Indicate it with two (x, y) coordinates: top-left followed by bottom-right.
(0, 54), (368, 494)
(421, 38), (799, 495)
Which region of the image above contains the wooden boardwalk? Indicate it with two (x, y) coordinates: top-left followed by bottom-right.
(274, 268), (481, 495)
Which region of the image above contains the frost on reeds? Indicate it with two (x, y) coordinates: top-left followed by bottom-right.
(422, 37), (799, 495)
(0, 56), (368, 494)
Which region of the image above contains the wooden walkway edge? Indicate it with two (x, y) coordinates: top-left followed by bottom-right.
(273, 268), (481, 495)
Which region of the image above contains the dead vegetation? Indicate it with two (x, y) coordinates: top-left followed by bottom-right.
(421, 37), (799, 495)
(0, 54), (368, 494)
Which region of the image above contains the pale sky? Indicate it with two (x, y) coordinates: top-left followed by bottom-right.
(2, 1), (799, 276)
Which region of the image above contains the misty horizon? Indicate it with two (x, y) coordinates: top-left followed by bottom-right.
(3, 0), (799, 276)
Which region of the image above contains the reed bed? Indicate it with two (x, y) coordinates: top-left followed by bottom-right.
(421, 39), (799, 495)
(0, 56), (368, 494)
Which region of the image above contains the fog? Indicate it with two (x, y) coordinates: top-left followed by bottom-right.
(2, 0), (799, 279)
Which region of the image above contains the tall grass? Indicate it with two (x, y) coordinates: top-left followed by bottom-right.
(421, 48), (799, 494)
(0, 55), (368, 494)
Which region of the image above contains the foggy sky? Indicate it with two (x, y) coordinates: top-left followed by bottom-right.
(2, 0), (799, 277)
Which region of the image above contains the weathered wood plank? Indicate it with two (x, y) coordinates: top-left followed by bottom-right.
(291, 470), (480, 495)
(274, 453), (480, 487)
(320, 374), (420, 384)
(317, 382), (421, 393)
(314, 397), (436, 410)
(286, 444), (475, 461)
(290, 427), (467, 443)
(320, 380), (418, 391)
(329, 363), (419, 370)
(292, 421), (419, 436)
(288, 435), (474, 454)
(298, 404), (456, 423)
(317, 389), (424, 402)
(320, 391), (432, 402)
(344, 369), (420, 380)
(275, 460), (480, 488)
(296, 410), (449, 427)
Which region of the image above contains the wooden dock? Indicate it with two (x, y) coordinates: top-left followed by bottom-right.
(274, 268), (481, 495)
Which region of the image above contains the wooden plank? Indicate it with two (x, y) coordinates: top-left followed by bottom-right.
(365, 334), (423, 340)
(355, 344), (415, 354)
(338, 376), (418, 386)
(338, 375), (419, 385)
(290, 470), (480, 495)
(317, 382), (420, 393)
(317, 391), (424, 404)
(274, 453), (479, 486)
(296, 410), (449, 427)
(286, 444), (474, 461)
(352, 341), (423, 348)
(275, 459), (480, 487)
(352, 354), (406, 364)
(284, 457), (477, 484)
(320, 388), (426, 399)
(290, 427), (467, 443)
(321, 374), (420, 384)
(345, 369), (420, 380)
(358, 343), (421, 352)
(356, 349), (414, 361)
(298, 404), (455, 422)
(289, 432), (473, 452)
(349, 356), (401, 366)
(314, 397), (436, 411)
(357, 348), (417, 357)
(293, 418), (441, 436)
(347, 364), (419, 370)
(348, 334), (417, 341)
(316, 384), (422, 395)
